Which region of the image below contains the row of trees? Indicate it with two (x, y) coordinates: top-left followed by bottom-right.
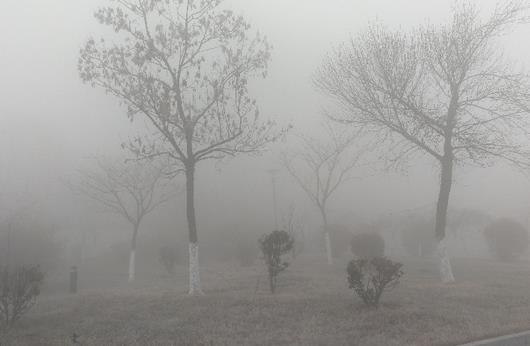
(77, 0), (530, 293)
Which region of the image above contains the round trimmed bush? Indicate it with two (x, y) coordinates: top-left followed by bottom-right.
(327, 224), (354, 259)
(350, 232), (385, 259)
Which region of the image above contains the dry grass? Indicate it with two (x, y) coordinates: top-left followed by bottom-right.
(2, 256), (530, 345)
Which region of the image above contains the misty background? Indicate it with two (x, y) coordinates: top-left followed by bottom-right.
(1, 0), (530, 268)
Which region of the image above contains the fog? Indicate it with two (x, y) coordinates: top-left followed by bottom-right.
(2, 0), (530, 344)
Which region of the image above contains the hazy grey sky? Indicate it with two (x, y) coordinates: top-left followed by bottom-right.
(1, 0), (530, 228)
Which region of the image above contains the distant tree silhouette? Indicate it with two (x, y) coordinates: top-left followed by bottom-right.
(282, 124), (362, 265)
(72, 158), (173, 282)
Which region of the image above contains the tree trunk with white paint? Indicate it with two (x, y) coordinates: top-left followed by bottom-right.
(435, 153), (455, 283)
(128, 249), (136, 283)
(320, 207), (333, 265)
(128, 224), (139, 283)
(437, 236), (454, 283)
(185, 162), (203, 295)
(324, 232), (333, 265)
(188, 242), (201, 295)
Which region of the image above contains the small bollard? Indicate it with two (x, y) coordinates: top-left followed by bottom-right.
(69, 266), (78, 294)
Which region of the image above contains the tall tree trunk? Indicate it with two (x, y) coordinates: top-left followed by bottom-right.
(128, 223), (139, 283)
(435, 156), (455, 283)
(320, 207), (333, 265)
(186, 161), (203, 295)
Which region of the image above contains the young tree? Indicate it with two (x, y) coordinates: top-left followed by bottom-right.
(282, 125), (361, 265)
(316, 2), (530, 282)
(259, 230), (294, 294)
(73, 159), (172, 282)
(79, 0), (282, 295)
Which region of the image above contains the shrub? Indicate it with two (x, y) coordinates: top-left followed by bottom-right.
(346, 257), (403, 307)
(259, 230), (294, 293)
(158, 246), (181, 275)
(484, 218), (529, 261)
(350, 232), (385, 259)
(0, 265), (44, 326)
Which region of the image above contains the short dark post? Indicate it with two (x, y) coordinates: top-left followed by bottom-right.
(69, 266), (78, 294)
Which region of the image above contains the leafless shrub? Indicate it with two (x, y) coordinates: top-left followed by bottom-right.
(347, 257), (403, 307)
(0, 265), (44, 326)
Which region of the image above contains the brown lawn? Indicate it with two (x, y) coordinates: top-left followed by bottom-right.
(2, 256), (530, 345)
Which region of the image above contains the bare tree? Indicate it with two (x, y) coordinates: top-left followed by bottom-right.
(281, 204), (304, 258)
(316, 1), (530, 282)
(78, 0), (283, 294)
(282, 125), (361, 265)
(72, 159), (173, 283)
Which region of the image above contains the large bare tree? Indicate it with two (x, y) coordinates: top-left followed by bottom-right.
(282, 125), (361, 265)
(78, 0), (282, 294)
(73, 159), (173, 283)
(316, 2), (530, 282)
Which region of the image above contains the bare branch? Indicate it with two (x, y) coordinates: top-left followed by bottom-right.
(69, 157), (177, 230)
(282, 124), (364, 218)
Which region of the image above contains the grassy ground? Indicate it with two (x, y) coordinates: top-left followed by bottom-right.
(2, 255), (530, 345)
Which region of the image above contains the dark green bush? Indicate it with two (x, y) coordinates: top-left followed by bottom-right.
(327, 224), (354, 259)
(346, 257), (403, 307)
(259, 230), (294, 293)
(350, 232), (385, 259)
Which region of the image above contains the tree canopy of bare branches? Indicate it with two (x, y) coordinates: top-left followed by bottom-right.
(282, 125), (362, 264)
(78, 0), (284, 294)
(316, 1), (530, 282)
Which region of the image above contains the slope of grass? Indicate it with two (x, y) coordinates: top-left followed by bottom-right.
(2, 256), (530, 345)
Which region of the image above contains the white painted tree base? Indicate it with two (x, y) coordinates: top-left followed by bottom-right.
(128, 250), (136, 283)
(325, 232), (333, 265)
(188, 243), (203, 295)
(437, 238), (455, 283)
